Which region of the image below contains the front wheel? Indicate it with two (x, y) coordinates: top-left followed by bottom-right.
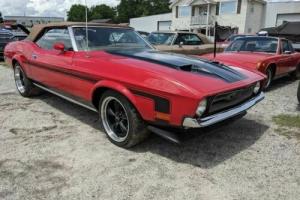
(264, 68), (273, 90)
(297, 81), (300, 103)
(99, 90), (149, 148)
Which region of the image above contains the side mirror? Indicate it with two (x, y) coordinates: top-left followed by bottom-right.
(179, 41), (184, 48)
(284, 50), (292, 54)
(53, 42), (65, 52)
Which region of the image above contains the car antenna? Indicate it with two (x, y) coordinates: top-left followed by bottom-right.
(84, 0), (90, 54)
(213, 21), (218, 59)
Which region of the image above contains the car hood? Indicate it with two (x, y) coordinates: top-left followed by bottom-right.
(107, 49), (246, 83)
(201, 52), (274, 68)
(104, 49), (264, 96)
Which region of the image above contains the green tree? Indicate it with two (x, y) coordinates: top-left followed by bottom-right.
(67, 4), (90, 22)
(116, 0), (171, 23)
(90, 4), (116, 20)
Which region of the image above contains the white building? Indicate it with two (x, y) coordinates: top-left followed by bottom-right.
(264, 0), (300, 27)
(129, 13), (172, 33)
(170, 0), (265, 35)
(130, 0), (300, 35)
(3, 16), (64, 27)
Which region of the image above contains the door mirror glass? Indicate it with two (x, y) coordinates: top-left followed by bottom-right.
(53, 42), (65, 52)
(179, 41), (184, 47)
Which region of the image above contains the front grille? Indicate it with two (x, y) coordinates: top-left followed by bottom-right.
(207, 84), (256, 115)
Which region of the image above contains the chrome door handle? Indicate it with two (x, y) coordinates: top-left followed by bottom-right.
(32, 54), (37, 59)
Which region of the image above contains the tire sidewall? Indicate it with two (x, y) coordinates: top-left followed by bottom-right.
(14, 64), (31, 97)
(265, 68), (273, 90)
(99, 91), (139, 147)
(297, 81), (300, 103)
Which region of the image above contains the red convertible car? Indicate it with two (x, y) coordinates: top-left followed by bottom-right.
(4, 22), (265, 148)
(202, 36), (300, 89)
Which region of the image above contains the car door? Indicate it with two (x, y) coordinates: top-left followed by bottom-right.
(288, 40), (299, 72)
(30, 28), (75, 94)
(277, 39), (293, 74)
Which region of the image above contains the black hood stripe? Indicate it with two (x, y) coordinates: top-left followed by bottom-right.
(106, 49), (247, 83)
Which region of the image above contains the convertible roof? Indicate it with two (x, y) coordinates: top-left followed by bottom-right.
(27, 22), (131, 41)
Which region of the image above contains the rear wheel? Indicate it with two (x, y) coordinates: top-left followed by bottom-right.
(99, 90), (149, 148)
(14, 63), (41, 97)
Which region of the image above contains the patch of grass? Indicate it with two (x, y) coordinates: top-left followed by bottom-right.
(272, 114), (300, 129)
(273, 114), (300, 141)
(275, 128), (300, 141)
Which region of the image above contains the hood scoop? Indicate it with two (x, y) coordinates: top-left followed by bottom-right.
(106, 49), (247, 83)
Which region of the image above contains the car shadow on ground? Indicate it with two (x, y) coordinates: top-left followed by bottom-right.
(267, 76), (297, 92)
(132, 118), (268, 168)
(37, 93), (269, 169)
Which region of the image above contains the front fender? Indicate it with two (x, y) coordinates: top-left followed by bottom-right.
(90, 80), (138, 107)
(90, 80), (158, 122)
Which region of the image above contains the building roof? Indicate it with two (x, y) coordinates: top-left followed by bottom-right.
(4, 16), (64, 19)
(260, 21), (300, 42)
(27, 22), (131, 41)
(170, 0), (214, 8)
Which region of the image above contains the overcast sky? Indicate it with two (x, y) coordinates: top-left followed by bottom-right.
(0, 0), (120, 18)
(0, 0), (299, 19)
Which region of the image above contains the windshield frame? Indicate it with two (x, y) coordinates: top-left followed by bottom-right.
(70, 26), (155, 52)
(225, 37), (280, 54)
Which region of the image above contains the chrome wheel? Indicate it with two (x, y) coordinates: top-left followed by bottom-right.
(101, 96), (129, 143)
(14, 65), (26, 94)
(265, 68), (273, 89)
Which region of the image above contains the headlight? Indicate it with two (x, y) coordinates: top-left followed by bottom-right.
(196, 99), (207, 117)
(253, 82), (261, 94)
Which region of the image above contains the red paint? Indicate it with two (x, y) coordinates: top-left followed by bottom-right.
(201, 38), (300, 77)
(4, 40), (265, 126)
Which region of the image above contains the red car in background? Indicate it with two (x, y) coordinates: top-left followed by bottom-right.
(4, 22), (265, 148)
(202, 36), (300, 89)
(219, 34), (252, 49)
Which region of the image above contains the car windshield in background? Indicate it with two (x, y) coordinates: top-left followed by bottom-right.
(147, 33), (175, 45)
(174, 33), (203, 45)
(72, 27), (152, 51)
(225, 37), (278, 53)
(227, 35), (248, 42)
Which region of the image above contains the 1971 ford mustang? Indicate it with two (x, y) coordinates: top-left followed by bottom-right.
(4, 22), (265, 148)
(201, 36), (300, 89)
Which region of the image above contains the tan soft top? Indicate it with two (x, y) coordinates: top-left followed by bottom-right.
(27, 22), (131, 41)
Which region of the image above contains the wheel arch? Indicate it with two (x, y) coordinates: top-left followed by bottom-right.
(90, 80), (138, 112)
(267, 63), (277, 77)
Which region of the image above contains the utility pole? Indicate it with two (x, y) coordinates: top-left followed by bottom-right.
(0, 12), (3, 24)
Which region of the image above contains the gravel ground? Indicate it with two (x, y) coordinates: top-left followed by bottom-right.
(0, 65), (299, 200)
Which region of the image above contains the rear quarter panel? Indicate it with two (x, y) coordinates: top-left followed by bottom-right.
(4, 41), (34, 76)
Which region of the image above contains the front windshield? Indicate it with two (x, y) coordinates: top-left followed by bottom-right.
(225, 37), (278, 53)
(147, 33), (175, 45)
(72, 27), (152, 51)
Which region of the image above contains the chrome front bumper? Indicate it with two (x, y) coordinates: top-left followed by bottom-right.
(182, 92), (265, 128)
